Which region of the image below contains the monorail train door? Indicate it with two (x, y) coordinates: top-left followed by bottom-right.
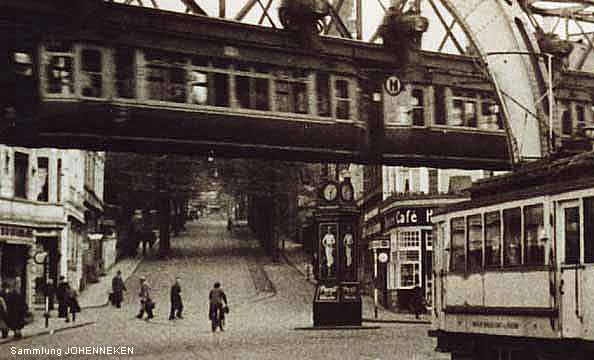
(557, 200), (583, 338)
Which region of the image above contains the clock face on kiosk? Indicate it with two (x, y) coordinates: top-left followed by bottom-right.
(322, 182), (338, 202)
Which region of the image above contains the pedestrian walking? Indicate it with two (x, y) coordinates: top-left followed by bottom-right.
(0, 288), (9, 338)
(56, 276), (70, 322)
(111, 270), (127, 308)
(208, 282), (228, 332)
(67, 288), (81, 322)
(169, 277), (183, 320)
(46, 279), (56, 311)
(410, 286), (426, 319)
(2, 282), (27, 339)
(136, 277), (154, 320)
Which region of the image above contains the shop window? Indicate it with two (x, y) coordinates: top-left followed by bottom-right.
(36, 157), (49, 202)
(14, 152), (28, 199)
(565, 206), (580, 264)
(399, 230), (420, 248)
(317, 72), (331, 117)
(335, 79), (351, 119)
(400, 263), (419, 287)
(585, 198), (594, 263)
(485, 211), (501, 267)
(114, 48), (136, 99)
(503, 208), (522, 266)
(524, 204), (545, 265)
(450, 217), (466, 272)
(411, 88), (424, 126)
(80, 49), (103, 97)
(561, 101), (572, 136)
(467, 214), (483, 271)
(433, 86), (446, 125)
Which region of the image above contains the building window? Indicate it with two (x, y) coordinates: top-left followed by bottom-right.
(45, 43), (74, 95)
(450, 217), (466, 272)
(503, 208), (522, 266)
(400, 263), (419, 287)
(399, 230), (420, 248)
(14, 152), (28, 199)
(80, 48), (103, 97)
(411, 88), (424, 126)
(467, 214), (483, 271)
(561, 101), (572, 136)
(428, 169), (438, 195)
(114, 48), (136, 99)
(57, 159), (62, 203)
(584, 198), (594, 263)
(335, 79), (351, 120)
(576, 103), (587, 135)
(565, 206), (580, 265)
(485, 211), (501, 267)
(524, 204), (544, 265)
(317, 72), (331, 117)
(36, 157), (49, 202)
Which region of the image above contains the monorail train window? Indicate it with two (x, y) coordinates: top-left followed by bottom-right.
(503, 208), (522, 266)
(480, 100), (503, 130)
(584, 197), (594, 263)
(450, 90), (477, 127)
(335, 79), (350, 120)
(80, 49), (103, 97)
(560, 100), (572, 136)
(114, 49), (135, 99)
(450, 217), (466, 272)
(467, 214), (483, 271)
(523, 205), (544, 265)
(411, 88), (424, 126)
(235, 76), (269, 110)
(564, 206), (580, 264)
(485, 211), (501, 267)
(46, 56), (74, 95)
(254, 78), (269, 110)
(317, 73), (331, 117)
(275, 80), (308, 114)
(146, 66), (186, 103)
(213, 73), (230, 107)
(433, 86), (446, 125)
(190, 71), (209, 105)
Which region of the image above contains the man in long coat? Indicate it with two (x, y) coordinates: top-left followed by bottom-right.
(111, 270), (127, 308)
(169, 277), (183, 320)
(2, 283), (27, 339)
(56, 276), (70, 321)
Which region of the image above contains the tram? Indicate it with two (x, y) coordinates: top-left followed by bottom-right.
(430, 151), (594, 359)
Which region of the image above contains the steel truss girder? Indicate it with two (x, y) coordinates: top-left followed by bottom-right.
(441, 0), (549, 164)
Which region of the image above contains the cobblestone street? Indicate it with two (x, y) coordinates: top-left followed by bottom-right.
(2, 217), (447, 360)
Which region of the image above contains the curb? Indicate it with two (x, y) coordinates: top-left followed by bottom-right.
(0, 321), (95, 346)
(362, 318), (430, 325)
(293, 325), (381, 331)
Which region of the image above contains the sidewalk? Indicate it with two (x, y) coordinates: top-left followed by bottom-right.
(280, 237), (431, 325)
(0, 253), (145, 346)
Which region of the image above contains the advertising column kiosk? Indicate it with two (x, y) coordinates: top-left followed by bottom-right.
(313, 179), (361, 326)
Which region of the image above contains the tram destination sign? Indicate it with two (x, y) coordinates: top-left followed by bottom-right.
(383, 207), (433, 230)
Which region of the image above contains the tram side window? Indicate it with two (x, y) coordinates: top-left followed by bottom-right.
(235, 76), (269, 111)
(80, 49), (103, 97)
(485, 211), (501, 267)
(114, 49), (135, 99)
(480, 100), (503, 130)
(317, 73), (331, 117)
(411, 88), (424, 126)
(190, 71), (209, 105)
(450, 217), (466, 272)
(450, 90), (477, 128)
(584, 197), (594, 263)
(524, 205), (544, 265)
(467, 214), (483, 271)
(335, 79), (350, 120)
(146, 66), (186, 103)
(503, 208), (522, 266)
(565, 206), (580, 265)
(275, 80), (308, 114)
(213, 73), (230, 107)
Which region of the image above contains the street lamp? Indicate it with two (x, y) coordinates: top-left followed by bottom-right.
(33, 251), (50, 328)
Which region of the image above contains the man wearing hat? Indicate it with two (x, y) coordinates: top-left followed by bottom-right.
(136, 276), (154, 320)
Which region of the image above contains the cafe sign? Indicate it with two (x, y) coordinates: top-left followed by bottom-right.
(383, 207), (433, 230)
(0, 225), (34, 243)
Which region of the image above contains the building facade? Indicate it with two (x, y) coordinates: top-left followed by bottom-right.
(0, 145), (104, 307)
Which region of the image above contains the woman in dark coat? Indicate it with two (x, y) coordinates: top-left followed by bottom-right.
(2, 283), (27, 339)
(56, 276), (70, 321)
(67, 288), (81, 322)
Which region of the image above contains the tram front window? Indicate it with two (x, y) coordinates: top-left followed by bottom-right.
(565, 206), (580, 264)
